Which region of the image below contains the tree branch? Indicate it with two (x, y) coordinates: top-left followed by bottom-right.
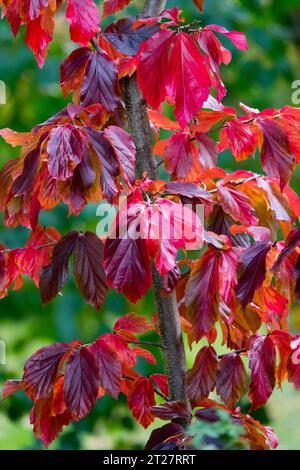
(120, 0), (191, 426)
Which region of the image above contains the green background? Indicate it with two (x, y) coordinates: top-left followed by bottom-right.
(0, 0), (300, 450)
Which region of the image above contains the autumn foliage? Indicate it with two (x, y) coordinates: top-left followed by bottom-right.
(1, 0), (300, 450)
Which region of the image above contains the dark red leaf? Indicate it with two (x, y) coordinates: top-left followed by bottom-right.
(185, 249), (220, 341)
(39, 231), (79, 305)
(103, 125), (136, 186)
(64, 347), (100, 420)
(186, 346), (218, 405)
(164, 132), (194, 179)
(88, 338), (122, 399)
(73, 232), (107, 310)
(60, 47), (93, 98)
(235, 240), (272, 307)
(216, 353), (247, 409)
(85, 126), (120, 203)
(127, 377), (155, 428)
(162, 265), (181, 295)
(80, 49), (120, 111)
(151, 401), (190, 421)
(46, 125), (83, 180)
(271, 227), (300, 271)
(145, 423), (184, 450)
(23, 343), (72, 400)
(103, 207), (153, 302)
(12, 147), (41, 196)
(103, 16), (160, 56)
(249, 334), (276, 410)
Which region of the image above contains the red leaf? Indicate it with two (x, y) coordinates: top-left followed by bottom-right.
(185, 249), (220, 341)
(2, 380), (23, 400)
(102, 0), (132, 18)
(24, 10), (53, 68)
(217, 181), (258, 226)
(127, 377), (155, 428)
(141, 198), (203, 275)
(216, 353), (247, 409)
(196, 132), (218, 169)
(136, 29), (175, 109)
(151, 374), (169, 397)
(164, 132), (194, 179)
(101, 333), (137, 368)
(259, 118), (294, 190)
(88, 338), (122, 399)
(186, 346), (218, 405)
(206, 24), (248, 51)
(235, 240), (272, 307)
(46, 125), (83, 180)
(103, 125), (136, 186)
(166, 32), (210, 128)
(193, 0), (204, 12)
(23, 342), (72, 400)
(114, 312), (154, 335)
(151, 401), (190, 421)
(80, 49), (120, 111)
(39, 231), (79, 305)
(249, 334), (276, 410)
(19, 0), (49, 22)
(30, 392), (72, 448)
(270, 330), (292, 385)
(64, 347), (100, 420)
(73, 232), (107, 310)
(132, 347), (156, 365)
(219, 119), (257, 161)
(66, 0), (100, 46)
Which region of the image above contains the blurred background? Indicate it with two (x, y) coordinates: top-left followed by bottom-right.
(0, 0), (300, 450)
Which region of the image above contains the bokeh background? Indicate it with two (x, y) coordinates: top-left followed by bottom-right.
(0, 0), (300, 450)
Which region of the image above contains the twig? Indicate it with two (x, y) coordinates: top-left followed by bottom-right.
(218, 348), (248, 359)
(127, 340), (164, 349)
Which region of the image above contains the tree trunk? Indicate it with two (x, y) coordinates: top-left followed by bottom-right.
(121, 0), (191, 424)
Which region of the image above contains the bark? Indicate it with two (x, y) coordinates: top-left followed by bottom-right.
(121, 0), (191, 424)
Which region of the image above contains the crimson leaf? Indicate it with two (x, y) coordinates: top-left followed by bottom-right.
(64, 347), (100, 420)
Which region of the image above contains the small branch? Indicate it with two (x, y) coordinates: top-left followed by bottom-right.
(1, 241), (56, 254)
(209, 174), (260, 193)
(127, 340), (164, 349)
(90, 37), (102, 54)
(218, 348), (248, 360)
